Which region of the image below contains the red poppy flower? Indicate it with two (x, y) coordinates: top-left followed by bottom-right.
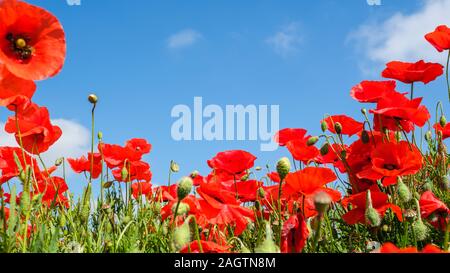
(67, 153), (102, 179)
(0, 146), (35, 184)
(267, 172), (281, 183)
(0, 0), (66, 80)
(381, 60), (444, 84)
(98, 142), (144, 169)
(234, 180), (263, 202)
(315, 143), (348, 172)
(284, 167), (338, 197)
(379, 243), (446, 253)
(34, 176), (69, 208)
(370, 91), (430, 132)
(341, 188), (403, 225)
(180, 240), (230, 253)
(281, 212), (309, 253)
(161, 194), (200, 222)
(274, 128), (307, 146)
(425, 25), (450, 52)
(357, 141), (422, 186)
(154, 184), (178, 202)
(0, 63), (35, 111)
(433, 123), (450, 139)
(322, 115), (363, 136)
(125, 138), (152, 156)
(112, 160), (152, 182)
(197, 188), (254, 236)
(207, 150), (256, 175)
(419, 191), (449, 230)
(4, 103), (62, 154)
(350, 80), (397, 103)
(131, 182), (152, 199)
(286, 139), (320, 164)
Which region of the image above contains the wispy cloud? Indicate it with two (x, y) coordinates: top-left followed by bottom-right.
(349, 0), (450, 73)
(167, 29), (202, 49)
(0, 119), (90, 168)
(266, 22), (303, 58)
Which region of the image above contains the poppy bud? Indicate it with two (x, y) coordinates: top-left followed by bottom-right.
(172, 202), (190, 215)
(257, 187), (266, 199)
(255, 200), (262, 211)
(413, 220), (429, 241)
(440, 115), (447, 127)
(97, 131), (103, 141)
(121, 166), (129, 181)
(397, 178), (411, 203)
(395, 131), (402, 142)
(172, 219), (192, 251)
(361, 130), (370, 144)
(321, 121), (328, 133)
(365, 190), (381, 227)
(190, 170), (199, 178)
(423, 181), (433, 192)
(307, 136), (319, 146)
(320, 143), (329, 156)
(334, 122), (343, 134)
(88, 94), (98, 104)
(314, 191), (331, 216)
(276, 157), (291, 181)
(241, 172), (250, 181)
(55, 157), (64, 167)
(255, 222), (280, 253)
(170, 160), (180, 173)
(361, 108), (367, 115)
(19, 169), (26, 182)
(425, 130), (432, 142)
(255, 166), (262, 171)
(177, 177), (193, 201)
(15, 38), (27, 49)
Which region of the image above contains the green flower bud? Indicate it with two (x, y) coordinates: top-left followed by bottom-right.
(320, 143), (330, 156)
(121, 166), (129, 181)
(172, 202), (190, 215)
(190, 170), (199, 178)
(440, 115), (447, 127)
(321, 121), (328, 133)
(55, 157), (64, 167)
(361, 108), (367, 115)
(276, 157), (291, 181)
(97, 131), (103, 141)
(255, 200), (262, 211)
(397, 178), (411, 203)
(334, 122), (343, 134)
(423, 181), (433, 192)
(365, 190), (381, 227)
(172, 219), (191, 251)
(361, 130), (370, 144)
(88, 94), (98, 104)
(413, 220), (428, 241)
(425, 131), (432, 142)
(177, 177), (193, 200)
(314, 191), (331, 215)
(170, 160), (180, 173)
(307, 136), (319, 146)
(255, 166), (262, 171)
(254, 222), (280, 253)
(257, 187), (266, 199)
(241, 172), (250, 181)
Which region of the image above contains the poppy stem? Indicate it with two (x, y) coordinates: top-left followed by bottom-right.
(89, 102), (96, 186)
(312, 214), (323, 252)
(446, 50), (450, 103)
(410, 82), (414, 100)
(444, 222), (449, 251)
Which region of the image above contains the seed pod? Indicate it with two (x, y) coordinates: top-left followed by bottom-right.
(276, 157), (291, 181)
(177, 177), (193, 200)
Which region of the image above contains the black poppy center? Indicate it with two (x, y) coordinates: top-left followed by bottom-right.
(383, 164), (398, 170)
(5, 32), (33, 60)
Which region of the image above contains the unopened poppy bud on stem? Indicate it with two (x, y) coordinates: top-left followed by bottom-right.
(177, 177), (193, 200)
(170, 160), (180, 173)
(307, 136), (319, 146)
(314, 191), (332, 216)
(440, 115), (447, 127)
(321, 121), (328, 133)
(334, 122), (343, 134)
(397, 178), (411, 203)
(97, 131), (103, 141)
(55, 157), (64, 166)
(365, 190), (381, 227)
(361, 130), (370, 144)
(425, 130), (432, 141)
(190, 170), (199, 178)
(88, 94), (98, 104)
(320, 143), (329, 156)
(276, 157), (291, 181)
(413, 199), (429, 241)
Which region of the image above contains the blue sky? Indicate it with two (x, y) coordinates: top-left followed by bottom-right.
(2, 0), (450, 196)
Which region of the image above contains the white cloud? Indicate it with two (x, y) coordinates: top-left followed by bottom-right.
(0, 119), (90, 167)
(266, 22), (303, 57)
(349, 0), (450, 68)
(167, 29), (202, 49)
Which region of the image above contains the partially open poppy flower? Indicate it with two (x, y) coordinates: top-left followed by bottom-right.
(425, 25), (450, 52)
(281, 212), (309, 253)
(322, 115), (363, 136)
(357, 141), (422, 186)
(4, 103), (62, 154)
(0, 0), (66, 80)
(350, 80), (397, 103)
(419, 191), (449, 230)
(370, 91), (430, 132)
(0, 63), (35, 111)
(341, 188), (403, 225)
(274, 128), (308, 146)
(433, 122), (450, 139)
(286, 138), (320, 164)
(207, 150), (256, 175)
(112, 160), (152, 182)
(0, 146), (35, 184)
(67, 153), (102, 179)
(381, 60), (444, 84)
